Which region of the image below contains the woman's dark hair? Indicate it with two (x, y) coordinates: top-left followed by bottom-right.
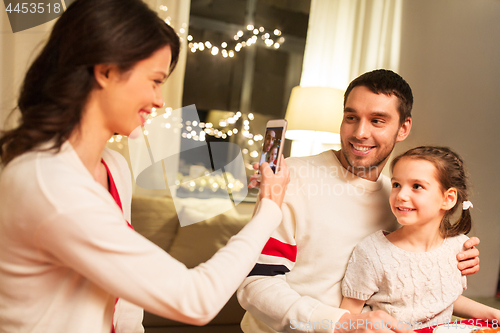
(390, 146), (472, 237)
(0, 0), (180, 165)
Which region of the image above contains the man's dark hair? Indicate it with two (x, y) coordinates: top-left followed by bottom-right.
(344, 69), (413, 125)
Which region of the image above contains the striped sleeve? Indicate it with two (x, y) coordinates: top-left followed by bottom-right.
(246, 198), (298, 278)
(238, 199), (346, 333)
(248, 237), (297, 276)
(237, 159), (348, 333)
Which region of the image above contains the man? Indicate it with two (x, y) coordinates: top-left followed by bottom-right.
(237, 70), (480, 333)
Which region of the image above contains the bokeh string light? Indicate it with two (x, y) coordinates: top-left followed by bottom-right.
(188, 24), (285, 58)
(107, 108), (264, 194)
(174, 169), (246, 194)
(109, 109), (263, 159)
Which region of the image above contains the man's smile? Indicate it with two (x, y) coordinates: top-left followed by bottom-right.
(350, 143), (375, 155)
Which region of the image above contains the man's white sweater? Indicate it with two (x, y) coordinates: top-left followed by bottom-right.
(238, 150), (397, 333)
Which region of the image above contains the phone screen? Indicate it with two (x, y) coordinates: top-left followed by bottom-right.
(259, 126), (284, 173)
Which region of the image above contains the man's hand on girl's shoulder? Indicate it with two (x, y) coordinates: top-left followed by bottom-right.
(457, 236), (480, 276)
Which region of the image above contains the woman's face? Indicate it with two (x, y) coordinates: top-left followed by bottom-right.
(98, 45), (172, 136)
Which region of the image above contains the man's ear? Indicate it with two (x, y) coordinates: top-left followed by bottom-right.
(93, 64), (114, 88)
(442, 187), (458, 211)
(396, 117), (412, 143)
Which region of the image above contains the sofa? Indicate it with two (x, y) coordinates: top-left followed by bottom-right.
(130, 194), (256, 333)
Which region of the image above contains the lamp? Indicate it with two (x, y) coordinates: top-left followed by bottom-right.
(285, 86), (344, 156)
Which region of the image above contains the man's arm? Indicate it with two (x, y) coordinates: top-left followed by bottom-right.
(237, 200), (349, 333)
(240, 275), (414, 333)
(457, 237), (480, 276)
(238, 273), (348, 332)
(237, 207), (412, 333)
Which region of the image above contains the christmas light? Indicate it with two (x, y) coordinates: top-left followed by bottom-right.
(188, 25), (286, 58)
(107, 108), (266, 193)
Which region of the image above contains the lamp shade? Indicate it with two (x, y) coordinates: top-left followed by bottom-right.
(284, 86), (344, 143)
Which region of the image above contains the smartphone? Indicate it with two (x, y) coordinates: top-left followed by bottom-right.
(258, 119), (287, 174)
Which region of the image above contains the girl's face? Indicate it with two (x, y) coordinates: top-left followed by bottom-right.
(268, 147), (278, 162)
(97, 45), (172, 136)
(390, 158), (456, 230)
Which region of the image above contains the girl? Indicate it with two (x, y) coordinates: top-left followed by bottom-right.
(340, 146), (500, 327)
(0, 0), (289, 332)
(267, 145), (279, 173)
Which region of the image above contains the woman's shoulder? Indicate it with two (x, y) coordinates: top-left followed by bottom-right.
(0, 145), (97, 225)
(1, 146), (74, 186)
(0, 150), (40, 198)
(2, 142), (103, 204)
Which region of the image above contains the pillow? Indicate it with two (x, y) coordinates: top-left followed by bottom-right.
(131, 195), (180, 252)
(174, 197), (235, 227)
(168, 206), (252, 268)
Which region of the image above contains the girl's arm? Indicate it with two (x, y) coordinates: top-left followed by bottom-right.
(340, 297), (366, 315)
(453, 295), (500, 320)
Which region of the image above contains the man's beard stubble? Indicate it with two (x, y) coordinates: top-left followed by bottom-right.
(340, 139), (396, 177)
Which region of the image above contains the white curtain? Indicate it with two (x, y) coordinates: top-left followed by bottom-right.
(0, 10), (57, 174)
(300, 0), (403, 90)
(0, 13), (55, 131)
(143, 0), (190, 110)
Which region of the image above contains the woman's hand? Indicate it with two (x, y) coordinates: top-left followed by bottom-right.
(255, 155), (290, 208)
(247, 163), (262, 189)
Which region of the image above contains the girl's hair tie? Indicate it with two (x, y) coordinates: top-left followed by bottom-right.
(463, 201), (473, 210)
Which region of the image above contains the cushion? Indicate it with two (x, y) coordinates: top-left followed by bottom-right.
(131, 195), (180, 252)
(168, 205), (252, 268)
(173, 197), (235, 227)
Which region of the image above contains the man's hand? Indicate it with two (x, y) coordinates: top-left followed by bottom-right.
(335, 311), (415, 333)
(457, 237), (480, 276)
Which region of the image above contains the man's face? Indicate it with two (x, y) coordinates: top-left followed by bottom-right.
(339, 86), (411, 179)
(264, 131), (276, 152)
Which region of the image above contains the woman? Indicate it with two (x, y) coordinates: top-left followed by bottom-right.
(0, 0), (290, 332)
